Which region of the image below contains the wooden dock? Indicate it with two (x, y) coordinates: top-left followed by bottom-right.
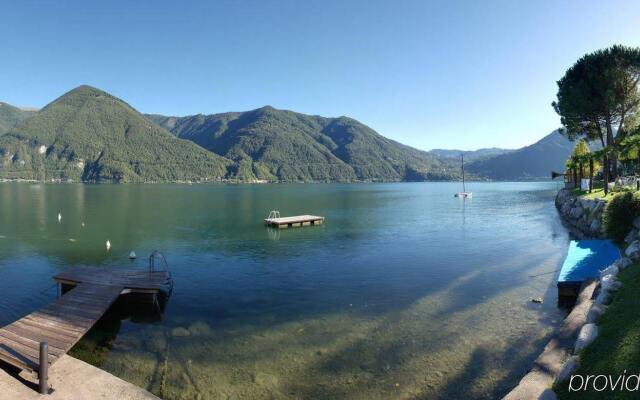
(264, 214), (325, 229)
(0, 266), (170, 394)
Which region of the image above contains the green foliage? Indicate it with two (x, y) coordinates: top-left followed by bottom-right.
(552, 45), (640, 147)
(0, 86), (231, 182)
(566, 139), (599, 176)
(603, 191), (640, 242)
(149, 106), (460, 182)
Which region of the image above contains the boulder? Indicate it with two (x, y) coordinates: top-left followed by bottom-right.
(595, 289), (611, 305)
(625, 230), (639, 244)
(578, 198), (591, 210)
(593, 201), (605, 213)
(615, 257), (633, 270)
(574, 323), (598, 353)
(600, 274), (622, 291)
(571, 207), (583, 219)
(625, 241), (640, 260)
(555, 356), (580, 384)
(633, 217), (640, 230)
(599, 264), (619, 280)
(590, 219), (602, 234)
(587, 303), (607, 323)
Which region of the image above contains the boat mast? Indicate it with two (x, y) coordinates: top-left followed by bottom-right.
(461, 153), (466, 193)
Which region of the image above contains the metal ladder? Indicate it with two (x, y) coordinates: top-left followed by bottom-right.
(149, 250), (174, 294)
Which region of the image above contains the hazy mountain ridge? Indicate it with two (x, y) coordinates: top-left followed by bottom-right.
(428, 148), (514, 162)
(465, 130), (577, 180)
(0, 102), (36, 134)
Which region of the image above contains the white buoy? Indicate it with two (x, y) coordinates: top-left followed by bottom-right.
(81, 222), (85, 228)
(106, 240), (111, 251)
(129, 251), (137, 259)
(58, 212), (62, 222)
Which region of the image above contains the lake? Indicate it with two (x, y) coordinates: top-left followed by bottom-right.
(0, 182), (570, 399)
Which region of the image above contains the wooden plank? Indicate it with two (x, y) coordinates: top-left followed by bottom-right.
(0, 335), (57, 364)
(23, 314), (87, 335)
(0, 267), (170, 374)
(37, 307), (101, 327)
(0, 328), (66, 356)
(53, 295), (110, 308)
(0, 346), (36, 370)
(44, 300), (110, 316)
(13, 319), (78, 343)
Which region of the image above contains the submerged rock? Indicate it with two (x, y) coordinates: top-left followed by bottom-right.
(145, 331), (167, 352)
(171, 327), (191, 337)
(188, 321), (213, 336)
(252, 372), (279, 386)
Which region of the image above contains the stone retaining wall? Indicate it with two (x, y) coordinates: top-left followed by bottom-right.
(555, 189), (606, 238)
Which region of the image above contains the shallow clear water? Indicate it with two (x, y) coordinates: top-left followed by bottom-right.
(0, 182), (570, 399)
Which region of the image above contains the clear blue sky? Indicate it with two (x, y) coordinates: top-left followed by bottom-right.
(1, 1), (639, 150)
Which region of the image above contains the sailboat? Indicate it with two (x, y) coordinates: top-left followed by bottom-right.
(454, 153), (472, 198)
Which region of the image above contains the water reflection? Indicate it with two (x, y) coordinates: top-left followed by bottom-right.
(0, 182), (569, 399)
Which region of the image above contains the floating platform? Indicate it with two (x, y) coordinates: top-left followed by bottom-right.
(0, 266), (170, 394)
(557, 240), (620, 299)
(264, 215), (324, 229)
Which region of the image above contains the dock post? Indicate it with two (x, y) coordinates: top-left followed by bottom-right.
(39, 341), (48, 394)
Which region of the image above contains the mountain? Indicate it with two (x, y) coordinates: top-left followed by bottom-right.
(427, 147), (514, 163)
(0, 86), (231, 182)
(147, 107), (458, 182)
(465, 130), (578, 180)
(1, 85), (579, 183)
(0, 102), (36, 134)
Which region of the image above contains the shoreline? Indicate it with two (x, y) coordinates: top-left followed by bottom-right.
(504, 188), (637, 399)
(0, 178), (558, 185)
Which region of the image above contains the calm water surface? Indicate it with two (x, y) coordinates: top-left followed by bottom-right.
(0, 182), (570, 399)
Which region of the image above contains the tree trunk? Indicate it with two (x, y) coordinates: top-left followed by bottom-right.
(573, 168), (578, 189)
(589, 159), (594, 193)
(637, 148), (640, 191)
(605, 117), (617, 178)
(603, 154), (609, 195)
(579, 162), (583, 184)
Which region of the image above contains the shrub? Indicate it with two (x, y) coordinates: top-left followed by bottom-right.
(603, 191), (640, 242)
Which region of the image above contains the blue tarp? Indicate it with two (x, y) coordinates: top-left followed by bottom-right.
(558, 240), (621, 284)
